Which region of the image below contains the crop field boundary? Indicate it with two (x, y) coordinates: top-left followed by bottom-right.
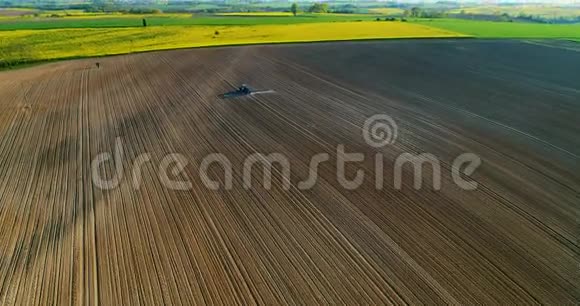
(1, 36), (474, 72)
(4, 34), (580, 72)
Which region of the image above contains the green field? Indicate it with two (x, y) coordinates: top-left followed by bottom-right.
(416, 19), (580, 38)
(3, 11), (578, 36)
(0, 13), (381, 30)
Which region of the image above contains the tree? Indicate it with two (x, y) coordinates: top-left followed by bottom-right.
(290, 2), (298, 16)
(308, 3), (328, 13)
(499, 13), (511, 22)
(410, 7), (422, 18)
(90, 0), (114, 12)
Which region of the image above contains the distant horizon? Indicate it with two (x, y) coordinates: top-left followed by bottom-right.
(1, 0), (579, 5)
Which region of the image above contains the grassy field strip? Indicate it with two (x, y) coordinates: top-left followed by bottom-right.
(0, 14), (382, 30)
(0, 22), (464, 64)
(415, 19), (580, 38)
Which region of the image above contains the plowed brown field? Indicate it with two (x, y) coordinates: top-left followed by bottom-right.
(0, 40), (578, 304)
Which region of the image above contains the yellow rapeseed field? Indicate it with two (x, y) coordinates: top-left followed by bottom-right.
(0, 21), (465, 64)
